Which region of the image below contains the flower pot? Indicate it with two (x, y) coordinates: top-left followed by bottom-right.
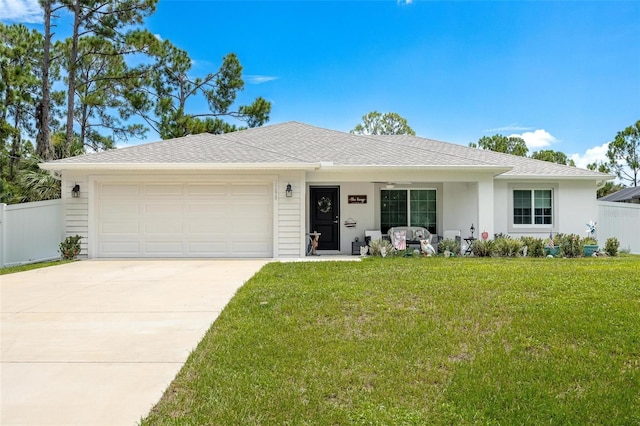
(544, 247), (559, 257)
(583, 245), (599, 257)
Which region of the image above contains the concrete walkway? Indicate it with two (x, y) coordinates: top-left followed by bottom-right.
(0, 259), (268, 426)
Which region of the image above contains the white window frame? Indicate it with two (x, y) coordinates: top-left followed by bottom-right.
(380, 188), (437, 234)
(508, 184), (558, 234)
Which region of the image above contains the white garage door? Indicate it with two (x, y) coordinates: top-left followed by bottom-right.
(96, 182), (273, 258)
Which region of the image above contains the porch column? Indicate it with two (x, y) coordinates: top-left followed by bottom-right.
(477, 176), (494, 239)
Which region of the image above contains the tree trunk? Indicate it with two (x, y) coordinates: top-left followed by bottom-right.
(36, 0), (54, 161)
(64, 0), (81, 159)
(9, 111), (21, 180)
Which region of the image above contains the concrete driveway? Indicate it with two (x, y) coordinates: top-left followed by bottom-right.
(1, 259), (268, 426)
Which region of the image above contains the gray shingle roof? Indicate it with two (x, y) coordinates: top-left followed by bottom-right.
(599, 186), (640, 202)
(42, 121), (610, 179)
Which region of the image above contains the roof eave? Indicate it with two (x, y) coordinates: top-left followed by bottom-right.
(38, 162), (322, 172)
(317, 165), (514, 174)
(496, 174), (615, 181)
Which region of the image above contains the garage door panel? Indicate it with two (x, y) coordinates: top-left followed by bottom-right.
(187, 242), (227, 255)
(143, 241), (184, 255)
(101, 184), (140, 198)
(187, 221), (226, 233)
(101, 203), (139, 217)
(143, 203), (183, 216)
(97, 181), (272, 258)
(100, 242), (140, 255)
(230, 241), (271, 256)
(144, 184), (183, 196)
(144, 222), (182, 234)
(101, 222), (139, 234)
(186, 184), (226, 197)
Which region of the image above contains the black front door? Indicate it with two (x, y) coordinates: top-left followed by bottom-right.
(310, 186), (340, 250)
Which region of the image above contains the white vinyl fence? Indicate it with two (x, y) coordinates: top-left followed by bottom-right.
(0, 199), (63, 267)
(598, 201), (640, 254)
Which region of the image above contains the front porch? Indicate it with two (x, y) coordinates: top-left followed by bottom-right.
(300, 170), (496, 256)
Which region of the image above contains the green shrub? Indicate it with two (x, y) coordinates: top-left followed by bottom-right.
(558, 233), (583, 258)
(583, 236), (598, 246)
(59, 235), (82, 260)
(368, 238), (393, 257)
(471, 239), (494, 257)
(494, 237), (523, 257)
(605, 237), (620, 256)
(520, 236), (545, 257)
(438, 238), (460, 256)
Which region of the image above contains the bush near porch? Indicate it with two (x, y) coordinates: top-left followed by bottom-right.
(142, 257), (639, 425)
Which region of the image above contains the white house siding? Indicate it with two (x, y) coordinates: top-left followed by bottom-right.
(495, 179), (598, 239)
(338, 182), (376, 253)
(63, 174), (89, 257)
(442, 182), (479, 238)
(493, 180), (509, 236)
(557, 180), (599, 236)
(276, 172), (305, 257)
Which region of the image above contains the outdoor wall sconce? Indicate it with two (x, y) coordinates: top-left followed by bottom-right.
(71, 184), (80, 198)
(470, 223), (475, 238)
(285, 183), (293, 198)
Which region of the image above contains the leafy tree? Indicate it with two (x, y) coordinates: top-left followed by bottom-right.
(35, 0), (61, 161)
(587, 162), (625, 198)
(128, 37), (271, 138)
(0, 23), (43, 179)
(61, 0), (158, 157)
(607, 119), (640, 187)
(470, 134), (528, 157)
(531, 149), (576, 166)
(350, 111), (415, 136)
(59, 36), (146, 151)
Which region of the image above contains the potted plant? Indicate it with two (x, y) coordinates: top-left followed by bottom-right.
(582, 236), (599, 256)
(59, 235), (82, 260)
(583, 220), (599, 256)
(544, 233), (560, 257)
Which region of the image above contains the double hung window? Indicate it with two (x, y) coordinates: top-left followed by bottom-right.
(381, 189), (436, 234)
(513, 189), (552, 225)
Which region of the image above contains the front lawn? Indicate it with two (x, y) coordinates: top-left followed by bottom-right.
(142, 257), (640, 425)
(0, 259), (71, 275)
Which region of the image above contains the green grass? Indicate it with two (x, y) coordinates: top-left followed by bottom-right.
(142, 257), (640, 425)
(0, 259), (71, 275)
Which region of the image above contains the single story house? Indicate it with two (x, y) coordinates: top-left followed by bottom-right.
(40, 121), (611, 258)
(599, 186), (640, 204)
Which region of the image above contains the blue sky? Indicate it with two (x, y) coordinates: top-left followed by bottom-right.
(2, 0), (639, 167)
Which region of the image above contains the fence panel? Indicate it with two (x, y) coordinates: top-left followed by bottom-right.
(598, 201), (640, 254)
(0, 199), (63, 267)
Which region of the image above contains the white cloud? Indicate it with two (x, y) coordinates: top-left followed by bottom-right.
(0, 0), (43, 23)
(510, 129), (557, 150)
(245, 75), (279, 84)
(154, 33), (163, 41)
(397, 0), (413, 4)
(570, 142), (609, 169)
(485, 123), (534, 133)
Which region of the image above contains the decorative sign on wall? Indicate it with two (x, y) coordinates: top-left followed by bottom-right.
(348, 195), (367, 204)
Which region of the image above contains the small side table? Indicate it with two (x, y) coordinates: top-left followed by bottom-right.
(306, 232), (321, 255)
(352, 241), (366, 255)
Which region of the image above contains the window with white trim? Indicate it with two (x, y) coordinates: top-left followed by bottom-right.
(381, 189), (436, 234)
(513, 189), (552, 225)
